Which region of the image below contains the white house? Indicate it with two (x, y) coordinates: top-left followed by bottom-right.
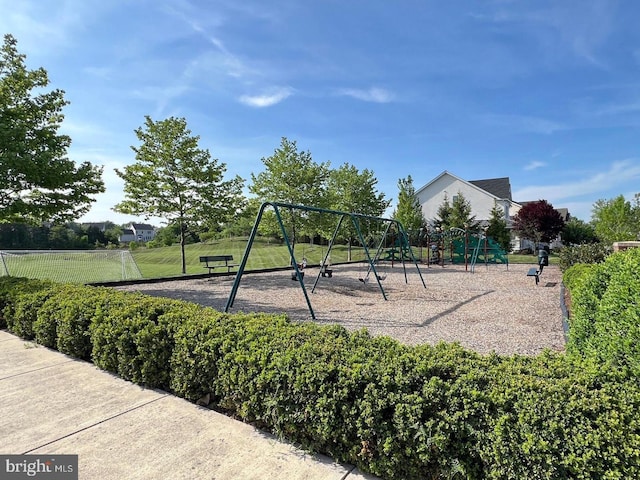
(415, 171), (522, 227)
(118, 223), (156, 243)
(415, 171), (570, 251)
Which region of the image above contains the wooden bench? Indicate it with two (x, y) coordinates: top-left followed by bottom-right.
(527, 267), (540, 285)
(199, 255), (237, 275)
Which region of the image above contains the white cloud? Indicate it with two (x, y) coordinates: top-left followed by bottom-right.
(337, 87), (394, 103)
(592, 100), (640, 117)
(523, 160), (547, 171)
(468, 1), (615, 68)
(239, 87), (293, 108)
(0, 0), (111, 55)
(131, 84), (191, 117)
(513, 160), (640, 203)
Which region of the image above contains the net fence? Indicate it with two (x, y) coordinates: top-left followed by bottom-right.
(0, 250), (143, 283)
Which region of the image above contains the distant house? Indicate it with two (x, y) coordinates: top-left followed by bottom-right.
(415, 171), (569, 251)
(118, 223), (156, 243)
(415, 171), (522, 228)
(119, 229), (136, 243)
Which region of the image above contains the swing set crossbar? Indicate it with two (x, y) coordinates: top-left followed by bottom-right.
(224, 201), (426, 320)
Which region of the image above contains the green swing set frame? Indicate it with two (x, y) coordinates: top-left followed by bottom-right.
(224, 201), (426, 320)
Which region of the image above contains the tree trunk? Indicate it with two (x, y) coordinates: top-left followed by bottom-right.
(180, 221), (187, 274)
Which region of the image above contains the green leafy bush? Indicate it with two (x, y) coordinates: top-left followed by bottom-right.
(1, 277), (54, 337)
(558, 242), (611, 272)
(482, 354), (640, 479)
(3, 277), (640, 479)
(562, 263), (597, 292)
(90, 293), (196, 389)
(566, 247), (640, 371)
(0, 277), (31, 328)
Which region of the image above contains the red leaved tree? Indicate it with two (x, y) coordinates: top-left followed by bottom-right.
(512, 200), (565, 248)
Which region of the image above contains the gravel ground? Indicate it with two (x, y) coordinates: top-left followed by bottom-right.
(115, 262), (566, 356)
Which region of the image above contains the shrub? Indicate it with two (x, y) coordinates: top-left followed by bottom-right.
(3, 277), (640, 479)
(566, 247), (640, 371)
(0, 277), (31, 328)
(90, 294), (194, 389)
(1, 277), (54, 336)
(482, 354), (640, 479)
(46, 285), (130, 360)
(558, 242), (611, 272)
(32, 284), (85, 348)
(10, 288), (57, 339)
(591, 248), (640, 370)
(562, 263), (597, 292)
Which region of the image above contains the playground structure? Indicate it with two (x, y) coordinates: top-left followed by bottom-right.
(224, 202), (426, 320)
(422, 228), (509, 272)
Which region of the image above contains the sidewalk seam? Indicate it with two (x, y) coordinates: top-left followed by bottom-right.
(0, 360), (76, 381)
(340, 465), (357, 479)
(22, 394), (169, 454)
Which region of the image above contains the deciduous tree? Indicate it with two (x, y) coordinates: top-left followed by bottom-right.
(512, 200), (565, 247)
(249, 137), (330, 251)
(591, 194), (640, 244)
(327, 163), (390, 260)
(0, 34), (104, 224)
(562, 217), (598, 245)
(393, 175), (425, 236)
(114, 116), (244, 274)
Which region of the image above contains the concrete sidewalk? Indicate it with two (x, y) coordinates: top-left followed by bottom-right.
(0, 330), (379, 480)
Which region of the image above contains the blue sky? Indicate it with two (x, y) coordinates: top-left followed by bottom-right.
(2, 0), (640, 225)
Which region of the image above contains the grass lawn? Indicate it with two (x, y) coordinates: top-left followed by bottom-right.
(1, 238), (557, 282)
(132, 238), (556, 279)
(131, 237), (370, 278)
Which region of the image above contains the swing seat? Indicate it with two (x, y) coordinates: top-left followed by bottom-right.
(320, 265), (333, 277)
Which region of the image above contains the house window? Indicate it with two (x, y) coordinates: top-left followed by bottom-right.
(452, 195), (458, 203)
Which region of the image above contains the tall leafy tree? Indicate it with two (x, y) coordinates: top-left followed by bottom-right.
(249, 137), (330, 251)
(114, 116), (244, 274)
(591, 194), (640, 244)
(393, 175), (425, 236)
(562, 217), (598, 245)
(486, 204), (511, 252)
(0, 34), (104, 224)
(326, 162), (390, 259)
(512, 200), (565, 247)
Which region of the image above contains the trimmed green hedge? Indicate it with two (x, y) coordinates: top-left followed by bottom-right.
(2, 276), (640, 479)
(564, 247), (640, 372)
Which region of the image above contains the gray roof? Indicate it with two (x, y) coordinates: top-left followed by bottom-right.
(469, 177), (512, 201)
(130, 223), (155, 230)
(556, 208), (570, 221)
(519, 201), (571, 221)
